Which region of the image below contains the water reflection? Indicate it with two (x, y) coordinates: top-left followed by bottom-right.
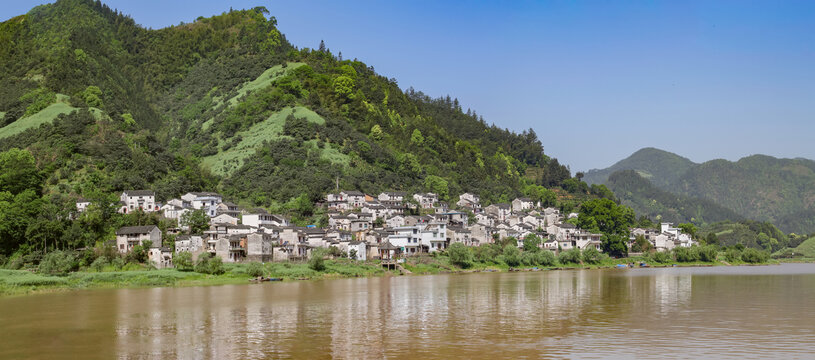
(1, 264), (815, 359)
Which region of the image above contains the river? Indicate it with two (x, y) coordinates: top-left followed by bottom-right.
(1, 263), (814, 359)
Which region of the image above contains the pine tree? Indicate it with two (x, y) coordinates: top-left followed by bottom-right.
(319, 40), (326, 52)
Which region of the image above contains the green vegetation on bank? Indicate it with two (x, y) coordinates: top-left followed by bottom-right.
(0, 239), (777, 297)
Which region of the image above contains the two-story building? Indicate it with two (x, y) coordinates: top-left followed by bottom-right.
(115, 225), (162, 253)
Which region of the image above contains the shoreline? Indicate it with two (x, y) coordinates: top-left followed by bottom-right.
(2, 257), (803, 298)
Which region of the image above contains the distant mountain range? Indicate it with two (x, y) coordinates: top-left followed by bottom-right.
(585, 148), (815, 234)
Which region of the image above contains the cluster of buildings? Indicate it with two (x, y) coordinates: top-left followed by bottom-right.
(629, 223), (696, 253)
(92, 188), (696, 268)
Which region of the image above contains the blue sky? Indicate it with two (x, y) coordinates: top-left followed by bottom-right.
(4, 1), (814, 171)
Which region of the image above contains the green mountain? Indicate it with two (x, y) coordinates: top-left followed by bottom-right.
(591, 148), (815, 233)
(0, 0), (575, 255)
(606, 170), (742, 225)
(583, 147), (695, 188)
(674, 155), (815, 233)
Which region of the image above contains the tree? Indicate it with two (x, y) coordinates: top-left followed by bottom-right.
(525, 185), (557, 208)
(577, 198), (635, 236)
(631, 234), (653, 253)
(501, 244), (521, 267)
(410, 128), (424, 146)
(601, 234), (628, 258)
(424, 175), (449, 200)
(677, 223), (698, 239)
(0, 148), (41, 195)
(581, 246), (603, 264)
(522, 234), (541, 252)
(173, 251), (193, 271)
(447, 242), (473, 268)
(180, 209), (210, 234)
(318, 39), (326, 52)
(369, 124), (383, 141)
(309, 248), (327, 271)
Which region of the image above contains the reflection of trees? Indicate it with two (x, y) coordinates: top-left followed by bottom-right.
(108, 269), (697, 358)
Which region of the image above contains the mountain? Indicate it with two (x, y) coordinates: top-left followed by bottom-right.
(0, 0), (577, 254)
(674, 155), (815, 234)
(591, 147), (815, 233)
(582, 147), (695, 188)
(606, 170), (742, 225)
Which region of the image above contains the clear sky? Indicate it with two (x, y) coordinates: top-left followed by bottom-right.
(4, 1), (814, 171)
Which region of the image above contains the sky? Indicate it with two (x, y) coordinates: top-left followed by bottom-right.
(4, 1), (815, 171)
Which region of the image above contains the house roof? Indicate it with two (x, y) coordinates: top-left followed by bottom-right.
(378, 241), (399, 250)
(188, 191), (221, 197)
(342, 190), (364, 196)
(382, 191), (407, 196)
(116, 225), (159, 235)
(123, 190), (155, 197)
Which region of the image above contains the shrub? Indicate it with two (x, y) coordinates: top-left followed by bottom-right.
(673, 247), (700, 263)
(724, 248), (742, 263)
(90, 256), (109, 272)
(501, 245), (521, 267)
(447, 243), (473, 268)
(581, 247), (603, 265)
(195, 253), (225, 275)
(173, 252), (194, 271)
(38, 251), (79, 275)
(741, 248), (769, 263)
(650, 251), (673, 263)
(247, 262), (265, 277)
(473, 244), (501, 263)
(539, 250), (557, 266)
(78, 249), (98, 268)
(309, 248), (327, 272)
(558, 248), (582, 264)
(110, 256), (125, 270)
(698, 245), (719, 262)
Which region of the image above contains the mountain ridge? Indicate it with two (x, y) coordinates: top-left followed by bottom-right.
(589, 147), (815, 233)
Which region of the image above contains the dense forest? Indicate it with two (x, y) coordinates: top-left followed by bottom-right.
(588, 147), (815, 234)
(0, 0), (610, 257)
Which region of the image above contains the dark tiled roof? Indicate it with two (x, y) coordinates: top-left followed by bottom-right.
(116, 225), (159, 235)
(123, 190), (154, 197)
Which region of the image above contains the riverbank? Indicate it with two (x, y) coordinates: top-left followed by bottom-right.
(1, 254), (790, 297)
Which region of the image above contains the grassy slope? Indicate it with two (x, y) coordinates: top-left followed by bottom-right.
(202, 106), (329, 175)
(225, 62), (305, 108)
(0, 94), (76, 139)
(792, 237), (815, 257)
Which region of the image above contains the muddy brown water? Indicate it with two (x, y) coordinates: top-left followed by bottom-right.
(1, 263), (814, 359)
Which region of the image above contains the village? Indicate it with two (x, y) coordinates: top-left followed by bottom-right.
(87, 190), (698, 269)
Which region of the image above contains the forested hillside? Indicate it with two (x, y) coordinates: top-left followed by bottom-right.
(583, 147), (696, 188)
(588, 147), (815, 233)
(0, 0), (586, 256)
(606, 170), (742, 225)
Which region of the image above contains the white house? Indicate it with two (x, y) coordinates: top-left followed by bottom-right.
(243, 211), (289, 228)
(387, 226), (424, 255)
(413, 193), (438, 209)
(181, 192), (222, 217)
(421, 222), (448, 253)
(119, 190), (158, 213)
(75, 198), (90, 213)
(378, 191), (407, 205)
(511, 197), (536, 212)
